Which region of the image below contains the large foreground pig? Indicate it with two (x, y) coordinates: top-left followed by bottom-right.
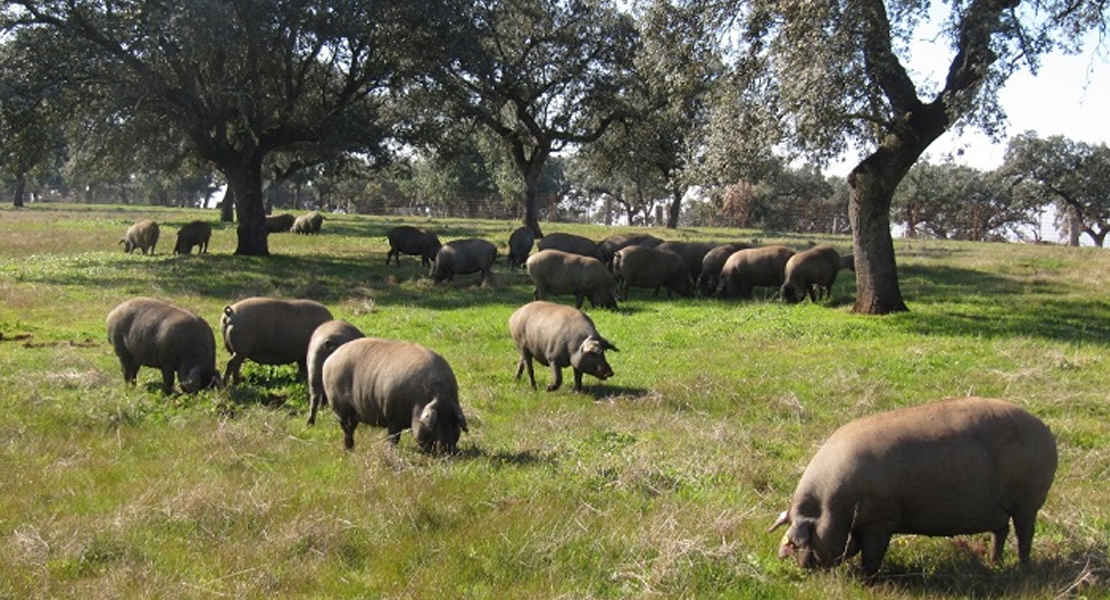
(220, 297), (334, 384)
(770, 397), (1057, 576)
(509, 301), (618, 392)
(305, 319), (365, 426)
(106, 297), (221, 394)
(322, 337), (468, 454)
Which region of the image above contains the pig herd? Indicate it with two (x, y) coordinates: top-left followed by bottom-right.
(116, 211), (323, 258)
(104, 220), (1060, 577)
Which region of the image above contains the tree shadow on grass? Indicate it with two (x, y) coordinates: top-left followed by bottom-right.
(454, 446), (559, 469)
(873, 544), (1108, 598)
(894, 264), (1110, 347)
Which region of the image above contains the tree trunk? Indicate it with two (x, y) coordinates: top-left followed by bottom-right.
(221, 188), (235, 223)
(519, 151), (548, 239)
(848, 154), (911, 315)
(12, 172), (26, 208)
(224, 160), (269, 256)
(666, 185), (682, 229)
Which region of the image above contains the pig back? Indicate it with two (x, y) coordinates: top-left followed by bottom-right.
(222, 298), (333, 365)
(323, 337), (459, 428)
(509, 301), (595, 367)
(801, 397), (1057, 536)
(108, 297), (216, 369)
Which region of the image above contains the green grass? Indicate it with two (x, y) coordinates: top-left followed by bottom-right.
(0, 203), (1107, 599)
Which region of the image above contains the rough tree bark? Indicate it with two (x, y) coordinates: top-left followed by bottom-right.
(12, 172), (26, 208)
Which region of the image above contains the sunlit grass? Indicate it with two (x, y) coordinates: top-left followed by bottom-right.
(0, 203), (1107, 598)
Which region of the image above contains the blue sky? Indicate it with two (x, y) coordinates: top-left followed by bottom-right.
(828, 30), (1110, 176)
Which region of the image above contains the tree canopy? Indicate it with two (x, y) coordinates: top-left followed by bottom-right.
(2, 0), (436, 254)
(717, 0), (1108, 312)
(421, 0), (639, 237)
(1000, 132), (1110, 246)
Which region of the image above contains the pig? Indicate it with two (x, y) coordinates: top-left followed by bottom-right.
(697, 242), (752, 296)
(291, 210), (324, 234)
(220, 297), (334, 384)
(106, 297), (221, 394)
(321, 337), (468, 454)
(612, 245), (694, 300)
(507, 226), (536, 270)
(525, 249), (619, 310)
(386, 226), (442, 267)
(266, 213), (296, 233)
(717, 245), (795, 299)
(173, 221), (212, 254)
(769, 397), (1057, 576)
(306, 319), (365, 426)
(431, 238), (498, 284)
(840, 254), (856, 272)
(536, 232), (604, 261)
(597, 233), (665, 266)
(780, 245), (842, 303)
(654, 241), (720, 279)
(508, 300), (618, 392)
(119, 219), (160, 255)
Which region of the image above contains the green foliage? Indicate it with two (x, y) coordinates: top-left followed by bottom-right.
(0, 204), (1108, 598)
(999, 132), (1110, 247)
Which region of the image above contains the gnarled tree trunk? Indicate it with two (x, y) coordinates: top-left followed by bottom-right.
(222, 158), (269, 256)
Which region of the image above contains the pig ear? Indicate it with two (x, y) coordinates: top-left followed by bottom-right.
(768, 510), (790, 533)
(419, 398), (439, 427)
(455, 404), (468, 433)
(600, 337), (619, 352)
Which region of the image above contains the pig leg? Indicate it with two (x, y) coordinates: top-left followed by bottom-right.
(1012, 509), (1039, 563)
(515, 352), (538, 389)
(855, 523), (894, 577)
(118, 354), (139, 386)
(547, 365), (563, 392)
(340, 417), (358, 451)
(223, 354), (245, 385)
(160, 367), (176, 395)
(990, 524), (1010, 563)
(572, 369), (584, 392)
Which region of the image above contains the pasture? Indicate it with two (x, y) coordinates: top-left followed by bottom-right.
(0, 203), (1107, 599)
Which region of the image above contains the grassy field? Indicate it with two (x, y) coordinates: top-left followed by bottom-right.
(0, 203), (1107, 599)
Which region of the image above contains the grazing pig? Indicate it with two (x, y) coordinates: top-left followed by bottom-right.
(291, 210), (324, 234)
(173, 221), (212, 254)
(770, 397), (1057, 576)
(697, 242), (752, 296)
(306, 319), (365, 426)
(322, 337), (468, 454)
(840, 254), (855, 272)
(525, 249), (619, 310)
(106, 297), (221, 394)
(119, 219), (160, 255)
(220, 297), (334, 384)
(655, 241), (719, 279)
(266, 213), (296, 233)
(536, 232), (604, 261)
(597, 233), (665, 266)
(431, 238), (498, 284)
(717, 245), (795, 299)
(507, 226), (535, 270)
(612, 245), (694, 300)
(780, 245), (842, 303)
(386, 225), (442, 267)
(509, 301), (618, 392)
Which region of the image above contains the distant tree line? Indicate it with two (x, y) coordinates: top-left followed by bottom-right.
(2, 0), (1105, 312)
